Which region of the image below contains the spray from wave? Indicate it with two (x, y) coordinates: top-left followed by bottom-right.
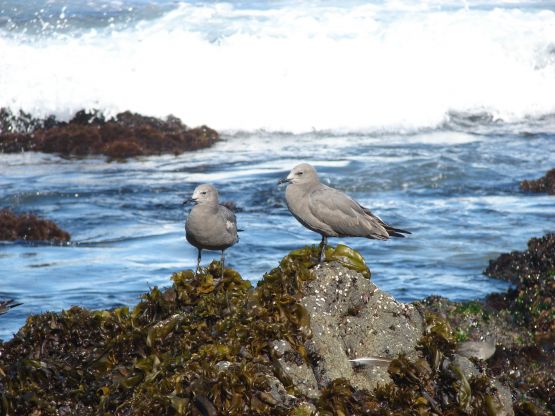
(1, 1), (555, 133)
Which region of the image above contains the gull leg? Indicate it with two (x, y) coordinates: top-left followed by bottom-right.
(195, 248), (202, 275)
(318, 235), (328, 263)
(221, 250), (225, 278)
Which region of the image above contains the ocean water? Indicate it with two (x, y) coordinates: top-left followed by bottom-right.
(1, 0), (555, 340)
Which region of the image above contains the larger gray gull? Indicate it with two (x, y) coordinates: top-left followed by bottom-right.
(184, 184), (238, 275)
(278, 163), (410, 262)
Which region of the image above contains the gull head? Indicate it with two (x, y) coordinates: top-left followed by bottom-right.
(278, 163), (319, 185)
(185, 184), (219, 205)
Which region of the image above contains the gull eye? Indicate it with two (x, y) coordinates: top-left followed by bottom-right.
(201, 191), (207, 195)
(297, 171), (303, 175)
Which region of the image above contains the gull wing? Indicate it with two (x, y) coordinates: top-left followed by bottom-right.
(219, 205), (239, 241)
(307, 185), (389, 239)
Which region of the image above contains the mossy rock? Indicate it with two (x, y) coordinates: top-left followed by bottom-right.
(0, 246), (533, 415)
(289, 244), (371, 279)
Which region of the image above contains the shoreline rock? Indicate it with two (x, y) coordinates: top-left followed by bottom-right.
(0, 245), (526, 415)
(421, 233), (555, 414)
(0, 208), (70, 243)
(520, 168), (555, 195)
(485, 233), (554, 338)
(0, 108), (219, 160)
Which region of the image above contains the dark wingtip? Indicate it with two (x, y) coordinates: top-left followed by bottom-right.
(387, 227), (411, 237)
(0, 300), (22, 315)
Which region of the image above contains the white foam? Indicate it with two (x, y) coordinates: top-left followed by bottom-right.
(1, 2), (555, 133)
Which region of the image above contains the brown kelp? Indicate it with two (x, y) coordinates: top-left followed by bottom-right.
(0, 108), (219, 160)
(0, 208), (70, 242)
(520, 168), (555, 195)
(0, 247), (322, 415)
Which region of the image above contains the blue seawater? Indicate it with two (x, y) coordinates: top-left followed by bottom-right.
(1, 0), (554, 340)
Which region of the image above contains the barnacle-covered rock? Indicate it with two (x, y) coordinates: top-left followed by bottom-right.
(300, 261), (423, 391)
(485, 234), (555, 338)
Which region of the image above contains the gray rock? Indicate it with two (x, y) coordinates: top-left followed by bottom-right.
(493, 380), (514, 416)
(300, 262), (424, 391)
(214, 361), (232, 372)
(448, 354), (480, 380)
(273, 260), (514, 415)
(271, 340), (319, 399)
(264, 375), (298, 408)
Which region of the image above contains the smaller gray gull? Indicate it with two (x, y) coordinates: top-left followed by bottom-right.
(184, 184), (239, 275)
(278, 163), (410, 262)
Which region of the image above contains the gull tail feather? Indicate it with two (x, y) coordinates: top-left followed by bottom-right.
(360, 205), (411, 238)
(385, 225), (411, 238)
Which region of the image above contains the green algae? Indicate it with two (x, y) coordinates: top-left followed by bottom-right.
(454, 301), (483, 317)
(290, 244), (371, 279)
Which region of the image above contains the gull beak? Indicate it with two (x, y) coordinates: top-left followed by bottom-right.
(183, 198), (195, 205)
(278, 177), (291, 185)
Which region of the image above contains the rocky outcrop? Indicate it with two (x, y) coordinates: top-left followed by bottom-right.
(485, 233), (555, 283)
(485, 233), (555, 337)
(520, 168), (555, 195)
(0, 208), (70, 242)
(289, 262), (423, 394)
(420, 234), (555, 414)
(0, 108), (219, 160)
(0, 246), (518, 415)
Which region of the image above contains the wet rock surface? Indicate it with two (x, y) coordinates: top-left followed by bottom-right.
(0, 108), (219, 159)
(0, 245), (520, 415)
(520, 168), (555, 195)
(0, 208), (70, 242)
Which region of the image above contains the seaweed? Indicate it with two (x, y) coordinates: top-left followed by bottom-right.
(0, 208), (70, 242)
(0, 244), (544, 415)
(520, 168), (555, 195)
(485, 234), (555, 339)
(0, 247), (323, 415)
(0, 108), (219, 159)
(418, 234), (555, 414)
